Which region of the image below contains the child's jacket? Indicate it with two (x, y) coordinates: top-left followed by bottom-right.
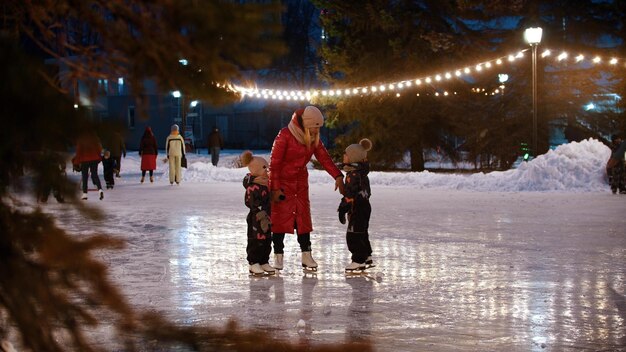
(243, 174), (271, 237)
(338, 161), (371, 233)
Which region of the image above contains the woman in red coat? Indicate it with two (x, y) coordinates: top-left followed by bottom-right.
(139, 126), (158, 183)
(269, 106), (344, 271)
(75, 131), (104, 200)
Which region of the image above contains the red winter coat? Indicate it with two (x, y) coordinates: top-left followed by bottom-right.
(269, 126), (342, 234)
(75, 134), (102, 164)
(139, 130), (158, 171)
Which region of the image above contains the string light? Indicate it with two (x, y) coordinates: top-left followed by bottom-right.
(230, 47), (624, 101)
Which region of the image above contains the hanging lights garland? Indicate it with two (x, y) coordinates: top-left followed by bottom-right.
(226, 48), (624, 102)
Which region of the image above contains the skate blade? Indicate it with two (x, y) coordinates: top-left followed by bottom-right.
(345, 269), (366, 275)
(249, 272), (267, 277)
(302, 266), (317, 272)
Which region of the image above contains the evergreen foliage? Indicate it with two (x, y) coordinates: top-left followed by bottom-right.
(0, 1), (370, 350)
(312, 1), (624, 170)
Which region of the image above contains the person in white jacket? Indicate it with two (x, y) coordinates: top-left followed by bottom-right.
(165, 124), (185, 185)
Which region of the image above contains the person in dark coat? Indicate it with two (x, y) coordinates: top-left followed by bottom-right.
(607, 134), (626, 194)
(241, 150), (275, 276)
(75, 131), (104, 200)
(338, 138), (374, 273)
(36, 150), (67, 203)
(139, 126), (158, 183)
(107, 131), (126, 177)
(101, 150), (117, 189)
(207, 126), (224, 166)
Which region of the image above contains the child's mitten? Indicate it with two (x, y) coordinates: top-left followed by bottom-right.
(337, 200), (350, 224)
(256, 210), (271, 232)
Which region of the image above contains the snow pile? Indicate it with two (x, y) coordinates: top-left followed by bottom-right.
(369, 138), (611, 192)
(113, 139), (612, 192)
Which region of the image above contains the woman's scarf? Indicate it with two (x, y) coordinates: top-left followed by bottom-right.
(287, 114), (319, 149)
(288, 118), (307, 145)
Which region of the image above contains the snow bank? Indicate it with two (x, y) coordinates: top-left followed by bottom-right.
(114, 139), (612, 192)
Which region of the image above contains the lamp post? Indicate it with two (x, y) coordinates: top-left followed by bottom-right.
(524, 27), (542, 157)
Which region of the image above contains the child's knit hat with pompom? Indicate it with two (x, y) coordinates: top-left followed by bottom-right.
(240, 150), (268, 176)
(345, 138), (372, 163)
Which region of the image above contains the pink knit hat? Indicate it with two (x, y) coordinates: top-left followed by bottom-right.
(301, 106), (324, 129)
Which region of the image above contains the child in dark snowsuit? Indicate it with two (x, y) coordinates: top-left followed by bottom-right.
(241, 150), (275, 276)
(102, 150), (118, 189)
(338, 138), (374, 273)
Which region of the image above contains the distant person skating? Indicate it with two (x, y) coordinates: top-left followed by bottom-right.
(102, 150), (117, 189)
(337, 138), (374, 273)
(241, 150), (275, 276)
(606, 134), (626, 194)
(139, 126), (158, 183)
(166, 124), (185, 185)
(208, 126), (224, 166)
(75, 131), (104, 200)
(108, 130), (126, 177)
(269, 106), (344, 272)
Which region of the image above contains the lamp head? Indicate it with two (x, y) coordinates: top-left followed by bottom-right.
(524, 27), (543, 45)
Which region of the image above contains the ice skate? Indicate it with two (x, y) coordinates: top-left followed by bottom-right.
(249, 263), (265, 276)
(301, 251), (318, 272)
(345, 262), (366, 274)
(150, 176), (154, 183)
(261, 263), (276, 275)
(140, 176), (145, 183)
(81, 193), (88, 200)
(99, 189), (104, 200)
(273, 253), (283, 270)
(365, 256), (376, 268)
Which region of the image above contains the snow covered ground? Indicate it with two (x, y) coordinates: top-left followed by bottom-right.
(43, 139), (625, 351)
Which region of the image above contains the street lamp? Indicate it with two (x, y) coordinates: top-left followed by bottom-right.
(524, 27), (542, 157)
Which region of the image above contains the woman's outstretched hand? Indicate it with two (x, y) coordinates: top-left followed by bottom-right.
(335, 176), (345, 195)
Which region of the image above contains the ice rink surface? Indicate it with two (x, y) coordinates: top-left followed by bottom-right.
(51, 169), (626, 351)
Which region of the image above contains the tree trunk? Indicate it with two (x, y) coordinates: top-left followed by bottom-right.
(410, 145), (425, 171)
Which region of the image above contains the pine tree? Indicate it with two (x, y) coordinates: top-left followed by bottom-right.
(313, 1), (624, 170)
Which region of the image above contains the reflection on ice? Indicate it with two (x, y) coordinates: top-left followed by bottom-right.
(50, 182), (626, 351)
